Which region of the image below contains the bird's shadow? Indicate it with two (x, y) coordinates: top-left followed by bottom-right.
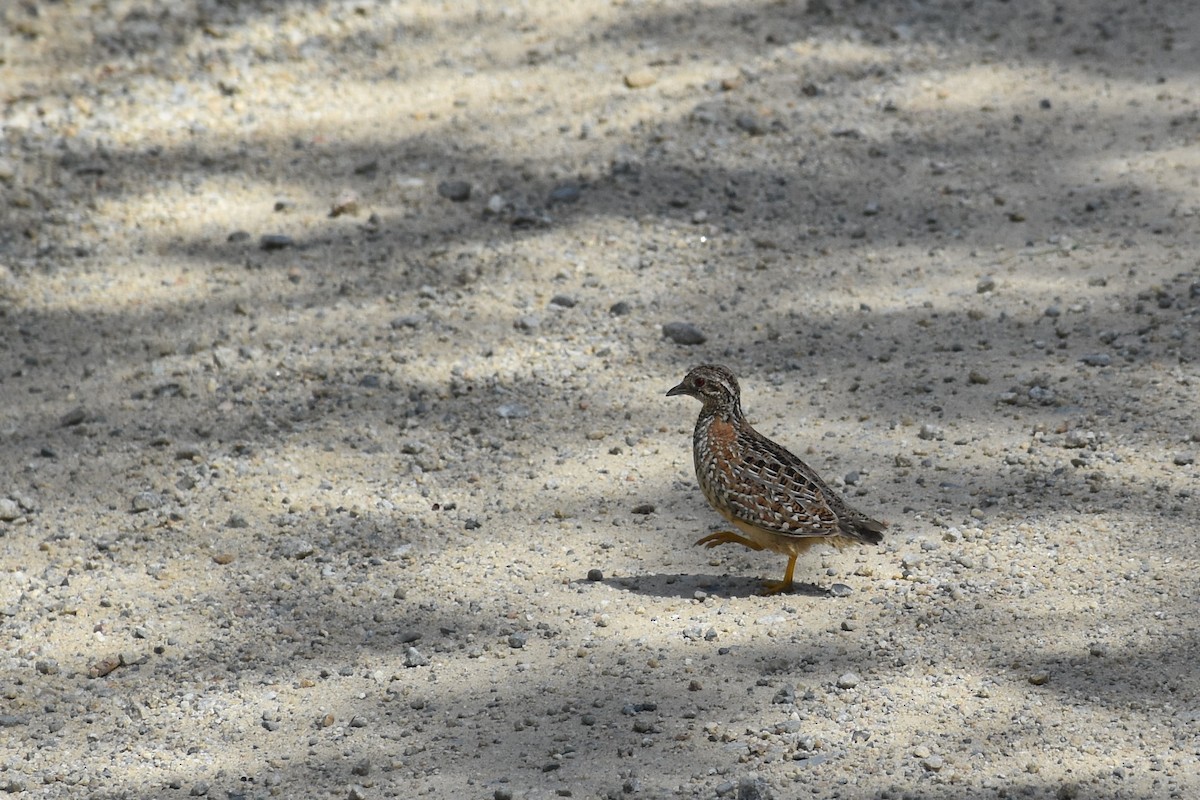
(596, 572), (829, 599)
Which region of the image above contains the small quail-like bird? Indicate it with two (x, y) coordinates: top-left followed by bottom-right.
(667, 364), (885, 594)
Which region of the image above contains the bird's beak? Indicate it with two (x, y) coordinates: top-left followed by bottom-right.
(666, 381), (688, 397)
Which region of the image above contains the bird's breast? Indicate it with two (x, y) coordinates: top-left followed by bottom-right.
(693, 417), (740, 515)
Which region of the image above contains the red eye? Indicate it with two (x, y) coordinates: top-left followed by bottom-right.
(694, 377), (706, 388)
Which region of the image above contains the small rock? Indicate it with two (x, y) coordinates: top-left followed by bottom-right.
(485, 194), (507, 215)
(922, 755), (945, 772)
(609, 301), (632, 316)
(329, 190), (360, 217)
(227, 230), (251, 243)
(549, 294), (576, 308)
(1174, 453), (1195, 466)
(968, 369), (990, 384)
(130, 491), (163, 512)
(736, 776), (772, 800)
(863, 200), (880, 216)
(437, 180), (472, 202)
(404, 647), (430, 668)
(391, 314), (424, 329)
(259, 234), (294, 251)
(828, 583), (854, 597)
(548, 184), (581, 204)
(60, 407), (87, 427)
(0, 498), (20, 521)
(624, 69), (657, 89)
(1080, 353), (1112, 367)
(735, 113), (766, 136)
(631, 503), (655, 515)
(836, 672), (860, 689)
(840, 619), (858, 632)
(514, 315), (541, 332)
(976, 276), (996, 293)
(1028, 671), (1050, 686)
(586, 568), (604, 582)
(497, 403), (530, 419)
(843, 470), (860, 486)
(662, 321), (706, 345)
(225, 513), (249, 528)
(918, 423), (944, 441)
(508, 632), (527, 649)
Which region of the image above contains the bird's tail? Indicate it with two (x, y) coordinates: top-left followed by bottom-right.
(843, 515), (886, 545)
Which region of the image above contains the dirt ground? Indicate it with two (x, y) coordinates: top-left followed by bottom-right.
(1, 1), (1198, 798)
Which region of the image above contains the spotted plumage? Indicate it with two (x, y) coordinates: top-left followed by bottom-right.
(667, 364), (886, 594)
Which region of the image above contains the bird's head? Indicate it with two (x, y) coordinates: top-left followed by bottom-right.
(666, 364), (742, 412)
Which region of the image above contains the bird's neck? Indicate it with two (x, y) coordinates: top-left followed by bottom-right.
(699, 399), (744, 426)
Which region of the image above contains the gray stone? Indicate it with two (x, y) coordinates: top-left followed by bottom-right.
(437, 180), (471, 202)
(662, 321), (706, 345)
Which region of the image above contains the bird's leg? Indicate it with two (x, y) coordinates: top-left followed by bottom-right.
(695, 530), (764, 551)
(760, 554), (797, 595)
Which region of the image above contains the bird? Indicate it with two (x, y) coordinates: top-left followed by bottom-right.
(666, 364), (886, 595)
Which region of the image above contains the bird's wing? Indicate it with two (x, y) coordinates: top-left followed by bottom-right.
(717, 427), (845, 538)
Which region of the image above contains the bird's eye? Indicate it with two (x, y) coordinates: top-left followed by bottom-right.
(694, 377), (706, 388)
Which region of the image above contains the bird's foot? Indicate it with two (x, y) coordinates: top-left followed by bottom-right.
(694, 530), (762, 550)
(759, 579), (794, 596)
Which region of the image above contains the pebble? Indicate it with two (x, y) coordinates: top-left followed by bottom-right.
(836, 672), (860, 689)
(631, 503), (655, 514)
(514, 314), (541, 332)
(976, 276), (996, 293)
(496, 403), (530, 419)
(736, 777), (772, 800)
(828, 583), (853, 597)
(508, 632), (528, 649)
(918, 423), (944, 441)
(623, 69), (657, 88)
(1174, 453), (1195, 466)
(60, 407), (86, 427)
(259, 234), (294, 251)
(609, 301), (632, 316)
(404, 647), (430, 668)
(0, 498), (20, 521)
(130, 491), (164, 512)
(549, 294), (576, 308)
(1080, 353), (1112, 367)
(662, 321), (706, 345)
(843, 470), (860, 485)
(329, 190), (360, 217)
(922, 755), (945, 772)
(548, 184), (581, 204)
(586, 568), (604, 582)
(735, 112), (766, 136)
(437, 180), (472, 202)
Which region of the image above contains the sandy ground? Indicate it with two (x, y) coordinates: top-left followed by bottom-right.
(1, 1), (1199, 798)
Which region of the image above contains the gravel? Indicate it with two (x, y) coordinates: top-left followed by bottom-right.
(1, 1), (1198, 799)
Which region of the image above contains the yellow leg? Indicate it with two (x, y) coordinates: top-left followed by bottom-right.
(761, 554), (797, 595)
(694, 530), (765, 551)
